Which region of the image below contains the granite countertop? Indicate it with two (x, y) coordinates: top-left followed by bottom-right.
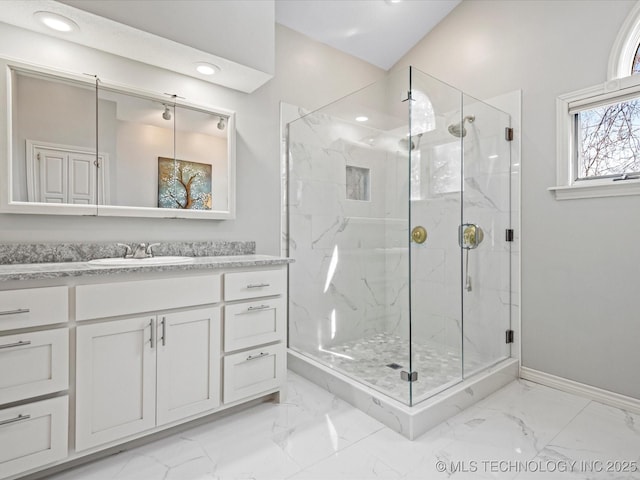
(0, 254), (292, 282)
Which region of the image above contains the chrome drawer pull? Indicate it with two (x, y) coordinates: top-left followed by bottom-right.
(0, 414), (31, 427)
(0, 308), (30, 316)
(246, 283), (270, 289)
(247, 305), (270, 312)
(246, 352), (269, 361)
(0, 340), (32, 350)
(149, 319), (156, 349)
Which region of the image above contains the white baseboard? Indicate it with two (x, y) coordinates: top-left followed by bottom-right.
(520, 366), (640, 414)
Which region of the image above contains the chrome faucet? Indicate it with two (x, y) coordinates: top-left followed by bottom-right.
(117, 243), (160, 259)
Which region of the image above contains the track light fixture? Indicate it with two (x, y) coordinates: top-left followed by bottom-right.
(162, 105), (172, 121)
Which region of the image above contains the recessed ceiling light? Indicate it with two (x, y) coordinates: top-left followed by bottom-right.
(355, 116), (369, 122)
(195, 63), (220, 75)
(34, 11), (78, 33)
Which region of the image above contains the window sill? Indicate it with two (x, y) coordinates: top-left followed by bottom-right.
(548, 179), (640, 200)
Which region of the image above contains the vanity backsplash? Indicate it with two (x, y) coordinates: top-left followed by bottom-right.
(0, 241), (256, 265)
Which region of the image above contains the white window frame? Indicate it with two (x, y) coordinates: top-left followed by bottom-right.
(551, 3), (640, 200)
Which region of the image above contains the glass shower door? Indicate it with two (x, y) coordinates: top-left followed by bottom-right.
(407, 69), (512, 405)
(408, 67), (465, 404)
(460, 93), (512, 377)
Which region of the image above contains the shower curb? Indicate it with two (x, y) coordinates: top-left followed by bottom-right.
(288, 349), (519, 440)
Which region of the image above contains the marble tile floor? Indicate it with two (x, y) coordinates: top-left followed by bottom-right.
(309, 333), (486, 404)
(48, 371), (640, 480)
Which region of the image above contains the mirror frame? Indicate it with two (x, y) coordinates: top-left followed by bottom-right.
(0, 58), (236, 220)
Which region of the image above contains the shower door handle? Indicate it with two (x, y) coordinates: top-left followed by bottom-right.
(459, 224), (484, 249)
(411, 226), (427, 244)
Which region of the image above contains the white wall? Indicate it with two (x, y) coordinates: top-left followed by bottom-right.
(393, 0), (639, 399)
(0, 22), (383, 252)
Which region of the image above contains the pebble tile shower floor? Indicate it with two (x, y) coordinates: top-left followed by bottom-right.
(309, 333), (486, 403)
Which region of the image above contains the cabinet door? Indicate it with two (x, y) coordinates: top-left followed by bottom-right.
(156, 308), (221, 426)
(76, 317), (157, 451)
(67, 151), (96, 205)
(37, 148), (67, 203)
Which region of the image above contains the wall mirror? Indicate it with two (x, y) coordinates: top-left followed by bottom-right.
(1, 60), (236, 219)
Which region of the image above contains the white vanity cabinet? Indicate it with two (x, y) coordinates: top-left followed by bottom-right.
(0, 259), (289, 479)
(222, 269), (287, 404)
(0, 286), (69, 479)
(76, 308), (221, 450)
(74, 275), (222, 451)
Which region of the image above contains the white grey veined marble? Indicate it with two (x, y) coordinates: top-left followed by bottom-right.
(0, 255), (292, 282)
(45, 371), (636, 480)
(0, 241), (256, 265)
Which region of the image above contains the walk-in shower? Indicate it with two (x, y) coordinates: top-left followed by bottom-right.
(285, 66), (518, 438)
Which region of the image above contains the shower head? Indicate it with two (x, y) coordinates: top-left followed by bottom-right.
(398, 133), (423, 151)
(447, 115), (475, 138)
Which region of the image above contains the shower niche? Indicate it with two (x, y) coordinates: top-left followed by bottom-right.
(286, 66), (518, 436)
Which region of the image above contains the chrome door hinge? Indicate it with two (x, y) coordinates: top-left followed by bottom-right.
(401, 370), (418, 382)
(505, 329), (514, 344)
(505, 229), (514, 242)
(505, 127), (514, 141)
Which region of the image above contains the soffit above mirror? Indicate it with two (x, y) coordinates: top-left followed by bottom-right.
(0, 0), (274, 93)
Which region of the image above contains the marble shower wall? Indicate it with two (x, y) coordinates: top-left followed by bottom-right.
(288, 111), (411, 359)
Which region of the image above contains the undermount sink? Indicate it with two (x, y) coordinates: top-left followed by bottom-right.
(88, 256), (195, 266)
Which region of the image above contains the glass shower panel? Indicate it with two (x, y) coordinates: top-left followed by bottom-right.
(408, 68), (465, 404)
(460, 93), (511, 376)
(288, 68), (414, 404)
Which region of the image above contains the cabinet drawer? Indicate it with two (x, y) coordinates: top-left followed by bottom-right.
(223, 343), (286, 404)
(0, 328), (69, 405)
(224, 268), (286, 301)
(76, 274), (221, 321)
(0, 286), (68, 331)
(224, 298), (285, 352)
(0, 396), (68, 479)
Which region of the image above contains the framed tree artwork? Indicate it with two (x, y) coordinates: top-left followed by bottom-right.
(158, 157), (212, 210)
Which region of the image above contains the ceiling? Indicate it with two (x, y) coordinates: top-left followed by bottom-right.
(275, 0), (461, 70)
(0, 0), (460, 92)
